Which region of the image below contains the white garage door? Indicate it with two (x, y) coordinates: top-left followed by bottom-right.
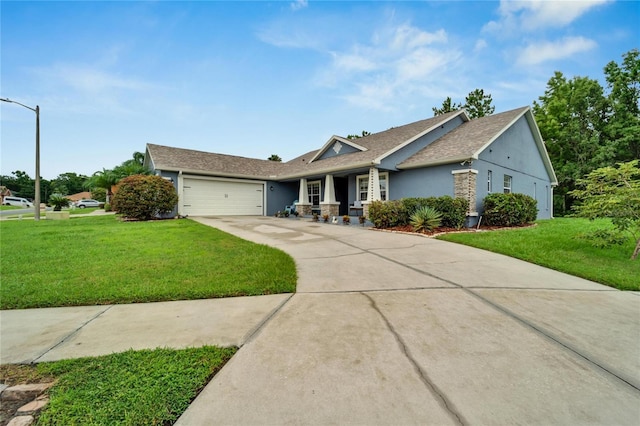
(182, 178), (264, 216)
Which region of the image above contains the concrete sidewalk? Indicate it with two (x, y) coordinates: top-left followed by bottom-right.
(2, 216), (639, 424)
(1, 295), (291, 364)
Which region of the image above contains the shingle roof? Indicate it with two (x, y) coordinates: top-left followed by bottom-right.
(146, 106), (544, 180)
(398, 107), (529, 168)
(146, 144), (285, 178)
(276, 110), (465, 178)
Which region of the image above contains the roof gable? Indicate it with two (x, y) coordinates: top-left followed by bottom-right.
(397, 106), (557, 185)
(398, 107), (529, 168)
(308, 136), (367, 163)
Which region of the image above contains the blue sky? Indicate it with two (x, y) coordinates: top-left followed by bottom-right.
(1, 0), (638, 180)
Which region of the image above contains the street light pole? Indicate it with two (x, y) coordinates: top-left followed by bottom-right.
(1, 97), (41, 221)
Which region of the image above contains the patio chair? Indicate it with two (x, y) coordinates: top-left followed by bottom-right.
(284, 200), (298, 215)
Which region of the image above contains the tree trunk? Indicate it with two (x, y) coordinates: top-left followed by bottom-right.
(632, 238), (640, 260)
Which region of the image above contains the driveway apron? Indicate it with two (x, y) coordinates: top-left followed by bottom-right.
(179, 216), (640, 425)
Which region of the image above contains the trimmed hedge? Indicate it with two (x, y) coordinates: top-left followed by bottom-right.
(368, 196), (469, 229)
(112, 175), (178, 220)
(482, 193), (538, 226)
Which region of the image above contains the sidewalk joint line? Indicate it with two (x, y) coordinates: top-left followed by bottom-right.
(32, 305), (114, 363)
(362, 292), (466, 426)
(338, 238), (640, 392)
(240, 294), (294, 347)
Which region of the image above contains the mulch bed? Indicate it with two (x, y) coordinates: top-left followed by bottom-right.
(378, 223), (535, 237)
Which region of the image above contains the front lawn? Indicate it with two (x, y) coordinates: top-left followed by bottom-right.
(0, 205), (22, 211)
(0, 215), (297, 309)
(437, 218), (639, 291)
(1, 346), (236, 425)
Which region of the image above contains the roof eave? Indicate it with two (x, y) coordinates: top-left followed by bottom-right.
(276, 160), (378, 180)
(154, 166), (273, 181)
(397, 155), (475, 170)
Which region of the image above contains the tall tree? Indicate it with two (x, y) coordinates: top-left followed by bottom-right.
(267, 154), (282, 162)
(464, 89), (495, 119)
(533, 72), (609, 214)
(604, 49), (640, 162)
(432, 89), (495, 119)
(432, 97), (462, 116)
(113, 151), (149, 178)
(49, 172), (88, 195)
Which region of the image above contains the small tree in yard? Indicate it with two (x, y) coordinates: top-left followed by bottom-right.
(570, 160), (640, 260)
(112, 175), (178, 221)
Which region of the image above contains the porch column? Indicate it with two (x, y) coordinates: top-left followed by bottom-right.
(362, 167), (381, 217)
(295, 178), (312, 216)
(452, 169), (478, 215)
(320, 174), (340, 218)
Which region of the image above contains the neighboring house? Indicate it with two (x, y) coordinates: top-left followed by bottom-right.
(66, 191), (93, 203)
(0, 186), (13, 204)
(145, 106), (557, 226)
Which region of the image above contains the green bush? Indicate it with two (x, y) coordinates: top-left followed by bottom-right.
(104, 203), (112, 212)
(410, 206), (442, 232)
(401, 196), (469, 229)
(368, 200), (409, 228)
(482, 193), (538, 226)
(112, 175), (178, 220)
(369, 197), (470, 229)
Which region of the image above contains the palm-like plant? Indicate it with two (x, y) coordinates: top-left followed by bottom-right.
(84, 169), (119, 204)
(48, 194), (70, 211)
(410, 206), (442, 232)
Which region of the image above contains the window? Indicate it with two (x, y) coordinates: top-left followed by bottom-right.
(503, 175), (512, 194)
(379, 174), (387, 201)
(308, 181), (320, 206)
(487, 170), (493, 192)
(358, 176), (368, 201)
(357, 173), (388, 201)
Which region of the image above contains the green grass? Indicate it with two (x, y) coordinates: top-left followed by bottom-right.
(0, 215), (297, 309)
(0, 205), (22, 211)
(437, 218), (639, 291)
(35, 346), (236, 425)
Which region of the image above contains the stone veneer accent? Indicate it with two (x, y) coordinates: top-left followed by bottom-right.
(452, 169), (478, 214)
(296, 203), (312, 216)
(320, 202), (340, 218)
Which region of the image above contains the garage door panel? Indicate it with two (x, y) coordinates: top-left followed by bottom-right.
(183, 178), (263, 216)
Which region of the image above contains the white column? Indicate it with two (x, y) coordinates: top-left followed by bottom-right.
(368, 167), (381, 201)
(298, 178), (308, 204)
(323, 174), (336, 203)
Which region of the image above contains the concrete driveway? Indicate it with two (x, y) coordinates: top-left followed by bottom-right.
(177, 216), (640, 425)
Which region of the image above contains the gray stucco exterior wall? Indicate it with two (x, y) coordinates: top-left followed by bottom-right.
(475, 116), (554, 219)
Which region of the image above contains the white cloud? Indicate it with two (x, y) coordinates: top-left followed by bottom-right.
(516, 36), (597, 65)
(485, 0), (611, 33)
(290, 0), (308, 11)
(474, 39), (488, 52)
(317, 23), (459, 110)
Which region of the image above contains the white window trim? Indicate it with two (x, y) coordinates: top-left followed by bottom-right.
(503, 175), (512, 194)
(307, 180), (321, 206)
(356, 172), (389, 201)
(487, 170), (493, 193)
